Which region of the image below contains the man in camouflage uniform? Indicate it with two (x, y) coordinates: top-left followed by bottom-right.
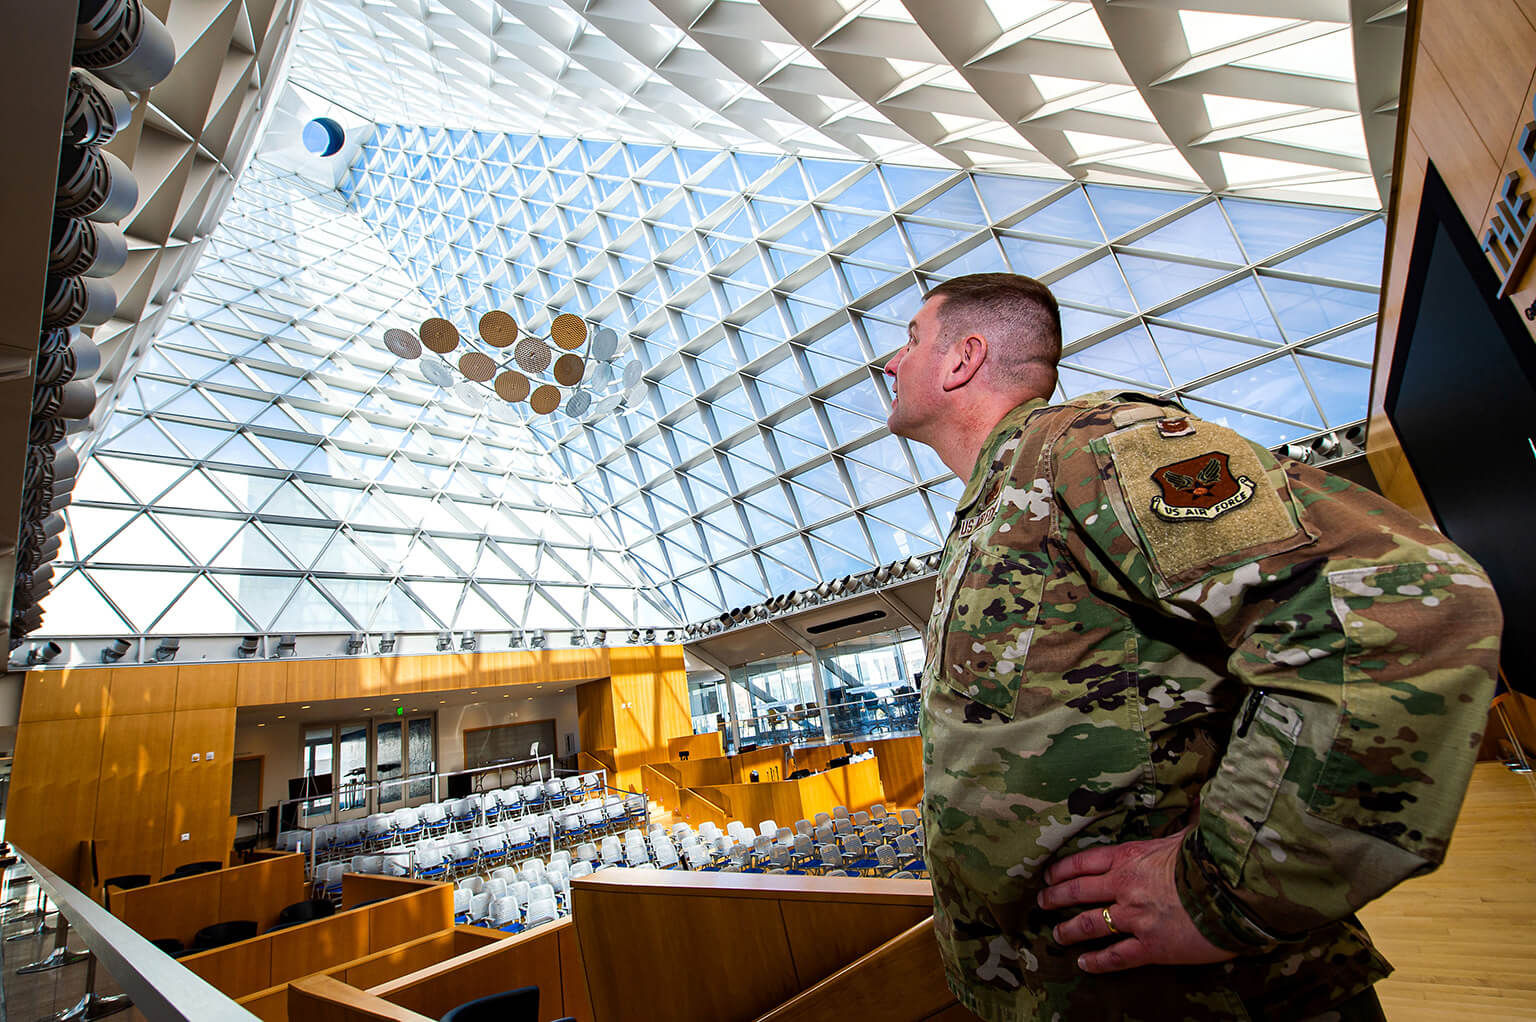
(884, 272), (1501, 1021)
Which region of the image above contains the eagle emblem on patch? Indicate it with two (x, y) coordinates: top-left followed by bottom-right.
(1149, 451), (1256, 521)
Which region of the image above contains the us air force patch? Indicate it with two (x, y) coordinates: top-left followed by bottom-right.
(1102, 419), (1309, 585)
(1149, 451), (1255, 521)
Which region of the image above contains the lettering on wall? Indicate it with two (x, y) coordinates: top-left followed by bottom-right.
(1482, 94), (1536, 312)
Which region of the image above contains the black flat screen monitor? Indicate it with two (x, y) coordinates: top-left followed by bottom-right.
(1385, 161), (1536, 694)
(288, 773), (332, 800)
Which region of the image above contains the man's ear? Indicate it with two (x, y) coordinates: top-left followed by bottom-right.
(941, 333), (987, 392)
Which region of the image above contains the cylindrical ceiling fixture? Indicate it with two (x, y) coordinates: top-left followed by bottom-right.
(55, 145), (138, 223)
(14, 604), (44, 637)
(49, 216), (128, 278)
(41, 275), (117, 328)
(62, 69), (132, 147)
(74, 0), (177, 93)
(32, 380), (98, 421)
(36, 328), (102, 387)
(52, 445), (80, 486)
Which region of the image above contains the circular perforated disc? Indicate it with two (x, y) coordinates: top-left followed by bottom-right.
(586, 362), (612, 388)
(552, 353), (585, 386)
(621, 360), (644, 389)
(595, 393), (623, 416)
(550, 313), (588, 351)
(478, 310), (517, 348)
(494, 371), (530, 402)
(529, 385), (560, 415)
(566, 391), (592, 418)
(458, 351), (496, 382)
(422, 359), (454, 386)
(514, 338), (552, 374)
(590, 327), (619, 361)
(420, 318), (460, 353)
(454, 381), (485, 408)
(383, 328), (421, 359)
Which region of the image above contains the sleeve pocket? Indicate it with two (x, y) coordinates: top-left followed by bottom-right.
(934, 547), (1047, 720)
(1204, 692), (1303, 886)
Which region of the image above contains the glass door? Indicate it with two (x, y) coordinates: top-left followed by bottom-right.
(376, 719), (404, 811)
(337, 721), (370, 817)
(407, 716), (434, 803)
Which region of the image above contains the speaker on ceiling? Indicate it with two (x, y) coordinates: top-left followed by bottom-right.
(49, 217), (128, 278)
(63, 69), (132, 147)
(34, 329), (102, 387)
(74, 0), (176, 93)
(32, 380), (98, 422)
(55, 145), (138, 223)
(41, 275), (117, 329)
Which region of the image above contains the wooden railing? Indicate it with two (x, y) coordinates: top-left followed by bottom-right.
(110, 852), (308, 947)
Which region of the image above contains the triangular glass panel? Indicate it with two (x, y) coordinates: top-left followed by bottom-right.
(1186, 354), (1322, 431)
(1085, 184), (1197, 241)
(975, 174), (1063, 220)
(98, 457), (188, 504)
(1118, 254), (1230, 309)
(808, 525), (873, 576)
(154, 575), (254, 633)
(1147, 325), (1272, 386)
(147, 512), (243, 564)
(1050, 254), (1135, 311)
(456, 584), (514, 629)
(1257, 276), (1378, 341)
(94, 514), (193, 566)
(1275, 220), (1386, 287)
(881, 165), (952, 208)
(524, 587), (575, 629)
(272, 579), (356, 632)
(1296, 353), (1371, 427)
(999, 236), (1091, 278)
(211, 523), (296, 570)
(1220, 197), (1358, 262)
(1017, 188), (1104, 243)
(158, 468), (240, 512)
(1160, 277), (1284, 343)
(36, 572), (131, 635)
(89, 568), (196, 631)
(1066, 325), (1171, 389)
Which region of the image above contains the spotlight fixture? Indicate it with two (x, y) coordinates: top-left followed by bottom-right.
(25, 641), (62, 667)
(529, 629), (546, 649)
(627, 629), (640, 644)
(99, 637), (131, 664)
(378, 632), (396, 654)
(460, 632), (477, 652)
(152, 636), (179, 662)
(570, 630), (585, 647)
(590, 630), (606, 646)
(236, 635), (260, 659)
(345, 632), (366, 655)
(73, 0), (178, 93)
(275, 634), (297, 658)
(642, 628), (655, 644)
(436, 630), (452, 651)
(508, 631), (524, 649)
(664, 630), (678, 643)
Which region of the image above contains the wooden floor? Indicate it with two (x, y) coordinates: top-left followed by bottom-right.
(1359, 761), (1536, 1020)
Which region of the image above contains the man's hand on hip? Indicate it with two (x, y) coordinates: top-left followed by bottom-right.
(1036, 828), (1237, 973)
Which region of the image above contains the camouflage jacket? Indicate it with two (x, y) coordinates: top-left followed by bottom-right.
(919, 393), (1501, 1022)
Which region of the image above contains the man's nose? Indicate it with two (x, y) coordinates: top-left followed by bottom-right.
(884, 351), (900, 378)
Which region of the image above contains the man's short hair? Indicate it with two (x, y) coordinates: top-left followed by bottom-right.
(922, 273), (1062, 387)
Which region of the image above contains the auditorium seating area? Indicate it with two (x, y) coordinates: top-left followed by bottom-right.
(280, 769), (926, 939)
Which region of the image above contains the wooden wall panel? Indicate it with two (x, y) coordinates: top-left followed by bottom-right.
(867, 736), (923, 812)
(1416, 0), (1536, 162)
(237, 985), (289, 1022)
(219, 853), (309, 934)
(576, 679), (615, 758)
(177, 662), (238, 710)
(162, 706), (237, 877)
(183, 937), (273, 1000)
(270, 910), (371, 987)
(288, 658), (336, 704)
(607, 645), (690, 791)
(19, 667), (109, 721)
(571, 870), (932, 1022)
(778, 900), (931, 990)
(114, 871), (221, 946)
(108, 665), (178, 714)
(236, 660), (289, 707)
(667, 731), (723, 761)
(6, 715), (107, 885)
(556, 917), (594, 1022)
(365, 886), (453, 952)
(93, 711), (174, 882)
(341, 933), (460, 991)
(289, 975), (434, 1022)
(371, 922), (566, 1020)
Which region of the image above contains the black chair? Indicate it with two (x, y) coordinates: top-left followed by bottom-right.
(149, 938), (183, 954)
(171, 860), (222, 877)
(270, 898), (334, 930)
(102, 873), (151, 911)
(440, 986), (570, 1022)
(190, 920), (257, 951)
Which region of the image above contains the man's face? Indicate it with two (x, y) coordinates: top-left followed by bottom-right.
(885, 295), (949, 443)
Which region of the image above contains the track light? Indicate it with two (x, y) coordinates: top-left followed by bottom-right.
(664, 630), (678, 643)
(570, 630), (585, 647)
(460, 632), (477, 652)
(100, 638), (131, 664)
(642, 628), (655, 643)
(509, 631), (524, 648)
(25, 642), (62, 667)
(529, 629), (546, 649)
(590, 630), (606, 646)
(378, 632), (396, 654)
(275, 634), (297, 658)
(74, 0), (177, 93)
(436, 630), (452, 651)
(627, 629), (640, 643)
(236, 635), (259, 659)
(152, 637), (179, 662)
(346, 632), (366, 655)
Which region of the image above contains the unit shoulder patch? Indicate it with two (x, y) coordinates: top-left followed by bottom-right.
(1102, 421), (1310, 585)
(1149, 451), (1254, 521)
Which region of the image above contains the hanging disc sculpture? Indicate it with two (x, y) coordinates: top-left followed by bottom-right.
(382, 306), (640, 420)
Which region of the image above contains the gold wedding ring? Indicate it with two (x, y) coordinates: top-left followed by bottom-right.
(1102, 906), (1118, 934)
